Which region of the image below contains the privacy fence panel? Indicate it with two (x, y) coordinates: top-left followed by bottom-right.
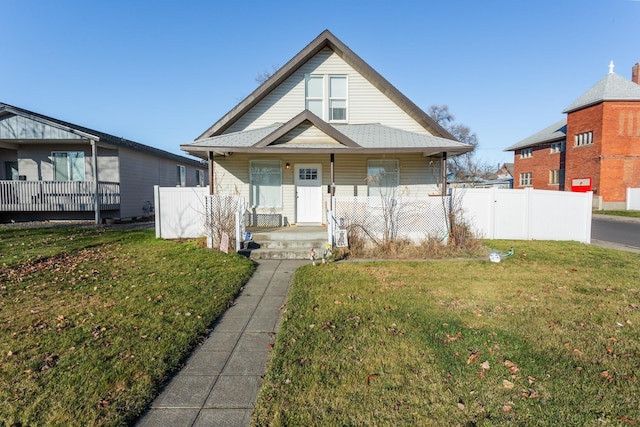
(455, 188), (592, 243)
(628, 188), (640, 210)
(154, 186), (209, 239)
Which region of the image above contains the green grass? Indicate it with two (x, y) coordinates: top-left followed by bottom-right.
(597, 210), (640, 218)
(0, 227), (255, 426)
(254, 241), (640, 426)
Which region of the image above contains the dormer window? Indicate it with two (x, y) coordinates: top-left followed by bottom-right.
(305, 74), (348, 122)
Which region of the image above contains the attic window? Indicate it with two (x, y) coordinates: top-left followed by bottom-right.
(520, 148), (533, 159)
(305, 74), (348, 122)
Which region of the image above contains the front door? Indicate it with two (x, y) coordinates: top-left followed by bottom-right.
(295, 164), (323, 224)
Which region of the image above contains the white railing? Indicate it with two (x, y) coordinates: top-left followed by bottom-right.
(0, 180), (120, 212)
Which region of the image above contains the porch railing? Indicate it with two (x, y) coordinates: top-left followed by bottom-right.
(0, 180), (120, 212)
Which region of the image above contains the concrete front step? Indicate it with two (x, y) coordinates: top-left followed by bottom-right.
(241, 247), (321, 260)
(241, 227), (330, 260)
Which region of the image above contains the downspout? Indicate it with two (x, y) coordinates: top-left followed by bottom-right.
(441, 152), (448, 196)
(91, 139), (100, 224)
(208, 151), (214, 195)
(330, 153), (335, 196)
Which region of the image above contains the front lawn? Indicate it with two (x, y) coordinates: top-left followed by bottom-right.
(0, 227), (255, 426)
(597, 210), (640, 218)
(254, 241), (640, 426)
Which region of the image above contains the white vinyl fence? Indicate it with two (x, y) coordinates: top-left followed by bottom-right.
(627, 188), (640, 210)
(154, 186), (209, 239)
(455, 187), (592, 243)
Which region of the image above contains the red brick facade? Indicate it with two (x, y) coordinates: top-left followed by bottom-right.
(513, 143), (565, 190)
(512, 66), (640, 208)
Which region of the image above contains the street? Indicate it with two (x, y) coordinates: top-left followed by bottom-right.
(591, 214), (640, 252)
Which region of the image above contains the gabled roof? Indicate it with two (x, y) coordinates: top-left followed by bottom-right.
(182, 118), (473, 156)
(0, 102), (204, 167)
(563, 72), (640, 113)
(253, 110), (360, 149)
(504, 118), (567, 151)
(196, 30), (454, 141)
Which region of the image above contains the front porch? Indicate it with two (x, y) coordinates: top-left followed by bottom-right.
(0, 180), (120, 212)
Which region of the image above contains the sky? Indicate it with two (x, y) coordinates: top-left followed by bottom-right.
(2, 0), (639, 168)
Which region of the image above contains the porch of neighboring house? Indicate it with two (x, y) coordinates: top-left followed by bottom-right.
(0, 180), (120, 221)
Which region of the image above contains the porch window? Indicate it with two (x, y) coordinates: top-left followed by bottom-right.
(367, 159), (399, 197)
(53, 152), (85, 181)
(177, 165), (186, 187)
(250, 160), (282, 208)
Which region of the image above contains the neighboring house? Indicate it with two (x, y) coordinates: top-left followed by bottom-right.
(0, 102), (207, 223)
(506, 62), (640, 209)
(180, 30), (472, 227)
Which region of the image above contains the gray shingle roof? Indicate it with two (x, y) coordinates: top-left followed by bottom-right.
(182, 121), (473, 155)
(504, 118), (567, 151)
(0, 102), (205, 167)
(563, 72), (640, 113)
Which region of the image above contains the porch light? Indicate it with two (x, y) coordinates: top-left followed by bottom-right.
(285, 163), (291, 170)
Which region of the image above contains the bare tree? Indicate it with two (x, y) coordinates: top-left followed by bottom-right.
(255, 64), (280, 85)
(428, 105), (493, 183)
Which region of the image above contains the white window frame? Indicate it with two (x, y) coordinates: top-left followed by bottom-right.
(519, 172), (532, 187)
(367, 159), (399, 197)
(305, 74), (348, 122)
(328, 75), (348, 122)
(520, 148), (533, 159)
(250, 160), (282, 208)
(550, 141), (565, 153)
(549, 169), (563, 185)
(177, 165), (186, 187)
(52, 151), (85, 181)
(575, 131), (593, 147)
(196, 169), (204, 187)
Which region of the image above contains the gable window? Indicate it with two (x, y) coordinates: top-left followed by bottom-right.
(575, 131), (593, 146)
(305, 74), (348, 121)
(550, 141), (565, 153)
(196, 169), (205, 187)
(520, 148), (533, 159)
(329, 76), (347, 121)
(177, 165), (186, 187)
(519, 172), (532, 187)
(53, 152), (85, 181)
(549, 169), (563, 185)
(250, 160), (282, 208)
(305, 75), (324, 117)
(367, 159), (399, 197)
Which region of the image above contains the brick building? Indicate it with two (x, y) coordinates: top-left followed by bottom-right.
(506, 63), (640, 209)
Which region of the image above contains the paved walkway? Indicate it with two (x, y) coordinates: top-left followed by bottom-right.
(136, 259), (306, 427)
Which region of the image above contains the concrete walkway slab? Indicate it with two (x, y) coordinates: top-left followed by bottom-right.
(136, 259), (306, 427)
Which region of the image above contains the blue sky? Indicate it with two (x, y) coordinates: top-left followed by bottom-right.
(2, 0), (639, 168)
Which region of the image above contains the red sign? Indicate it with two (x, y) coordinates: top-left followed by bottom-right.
(571, 177), (592, 192)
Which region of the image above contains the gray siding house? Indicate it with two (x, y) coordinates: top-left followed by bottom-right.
(181, 30), (472, 226)
(0, 102), (207, 223)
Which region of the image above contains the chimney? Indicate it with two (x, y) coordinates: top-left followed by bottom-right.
(633, 63), (640, 85)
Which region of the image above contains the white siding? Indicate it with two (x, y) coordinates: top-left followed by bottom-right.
(227, 48), (429, 135)
(214, 153), (442, 225)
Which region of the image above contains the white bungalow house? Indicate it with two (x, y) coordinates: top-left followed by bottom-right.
(181, 30), (472, 227)
(0, 102), (207, 223)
